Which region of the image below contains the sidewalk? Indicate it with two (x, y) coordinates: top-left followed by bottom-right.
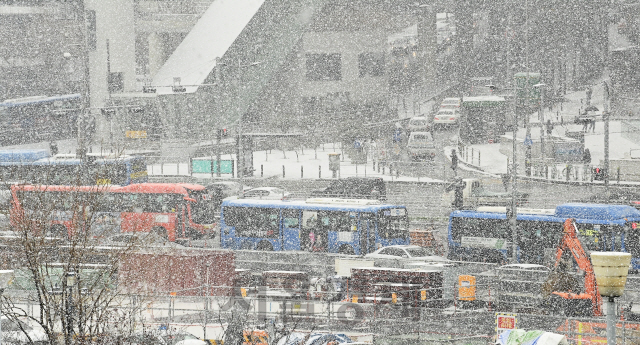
(452, 81), (640, 184)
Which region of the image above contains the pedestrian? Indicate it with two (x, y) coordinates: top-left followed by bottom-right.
(589, 118), (596, 132)
(583, 148), (591, 179)
(583, 148), (591, 165)
(450, 149), (458, 172)
(501, 173), (510, 192)
(546, 119), (554, 136)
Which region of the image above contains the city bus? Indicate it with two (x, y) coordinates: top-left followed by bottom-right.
(0, 150), (148, 186)
(447, 203), (640, 270)
(0, 94), (82, 145)
(220, 198), (409, 254)
(10, 183), (217, 241)
(458, 96), (508, 144)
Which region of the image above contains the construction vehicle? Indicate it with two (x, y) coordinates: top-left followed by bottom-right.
(544, 219), (603, 316)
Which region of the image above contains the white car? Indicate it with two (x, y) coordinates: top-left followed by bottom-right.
(1, 317), (48, 344)
(365, 245), (450, 263)
(407, 116), (431, 133)
(407, 131), (437, 161)
(440, 97), (461, 109)
(207, 181), (252, 198)
(242, 187), (291, 200)
(433, 108), (459, 126)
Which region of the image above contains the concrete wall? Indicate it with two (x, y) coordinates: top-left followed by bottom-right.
(86, 0), (136, 108)
(299, 30), (389, 103)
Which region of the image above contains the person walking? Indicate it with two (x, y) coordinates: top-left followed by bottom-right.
(588, 118), (596, 132)
(583, 148), (591, 179)
(546, 119), (554, 136)
(450, 149), (458, 174)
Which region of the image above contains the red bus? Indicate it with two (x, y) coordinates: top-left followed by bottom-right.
(10, 183), (217, 242)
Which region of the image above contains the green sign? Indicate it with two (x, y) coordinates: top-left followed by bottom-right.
(192, 159), (233, 174)
(514, 72), (541, 106)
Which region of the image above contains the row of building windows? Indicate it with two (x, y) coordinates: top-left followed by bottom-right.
(305, 52), (385, 81)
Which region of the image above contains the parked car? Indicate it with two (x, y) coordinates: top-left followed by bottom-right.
(310, 177), (386, 201)
(206, 181), (252, 199)
(433, 108), (459, 126)
(407, 131), (437, 161)
(1, 317), (48, 344)
(207, 181), (252, 209)
(242, 187), (291, 200)
(407, 116), (431, 133)
(440, 97), (461, 109)
(365, 245), (450, 263)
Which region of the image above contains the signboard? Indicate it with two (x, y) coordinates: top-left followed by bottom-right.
(461, 236), (508, 250)
(192, 159), (233, 174)
(125, 130), (147, 139)
(554, 141), (583, 162)
(496, 312), (517, 335)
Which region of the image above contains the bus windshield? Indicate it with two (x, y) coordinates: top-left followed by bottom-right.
(378, 208), (409, 239)
(186, 189), (217, 225)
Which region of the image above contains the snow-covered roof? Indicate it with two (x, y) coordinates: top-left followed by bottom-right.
(152, 0), (266, 95)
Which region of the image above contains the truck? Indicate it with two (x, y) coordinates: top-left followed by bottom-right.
(441, 178), (529, 209)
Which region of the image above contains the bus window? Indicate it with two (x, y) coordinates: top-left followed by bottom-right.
(283, 210), (299, 229)
(378, 209), (409, 239)
(302, 210), (319, 250)
(519, 221), (562, 265)
(227, 207), (279, 238)
(576, 223), (603, 252)
(451, 217), (509, 243)
(626, 225), (640, 257)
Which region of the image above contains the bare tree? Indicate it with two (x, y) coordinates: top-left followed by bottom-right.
(0, 163), (154, 344)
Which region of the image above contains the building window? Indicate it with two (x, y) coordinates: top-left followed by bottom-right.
(306, 53), (342, 81)
(358, 52), (385, 77)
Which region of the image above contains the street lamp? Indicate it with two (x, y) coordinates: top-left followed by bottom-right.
(0, 270), (14, 345)
(534, 83), (546, 177)
(65, 271), (77, 344)
(591, 252), (632, 345)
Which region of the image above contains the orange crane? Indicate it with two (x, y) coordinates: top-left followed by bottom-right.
(550, 218), (603, 316)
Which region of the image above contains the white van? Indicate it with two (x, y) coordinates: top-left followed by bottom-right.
(407, 116), (431, 133)
(407, 131), (437, 161)
(440, 97), (461, 109)
(433, 108), (460, 126)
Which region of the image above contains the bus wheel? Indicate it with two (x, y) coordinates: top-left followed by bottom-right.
(48, 225), (67, 240)
(256, 241), (273, 251)
(338, 245), (355, 255)
(151, 226), (168, 239)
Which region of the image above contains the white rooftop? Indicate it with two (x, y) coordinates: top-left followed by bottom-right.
(152, 0), (266, 95)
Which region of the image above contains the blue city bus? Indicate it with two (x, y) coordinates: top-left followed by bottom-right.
(0, 150), (148, 186)
(0, 94), (82, 145)
(220, 198), (410, 254)
(448, 203), (640, 270)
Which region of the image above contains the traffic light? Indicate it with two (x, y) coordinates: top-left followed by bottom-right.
(593, 167), (605, 181)
(220, 128), (227, 137)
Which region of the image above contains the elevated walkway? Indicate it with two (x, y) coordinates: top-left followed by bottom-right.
(151, 0), (330, 134)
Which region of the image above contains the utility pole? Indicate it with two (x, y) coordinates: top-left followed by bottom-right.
(77, 0), (90, 163)
(215, 57), (222, 178)
(510, 96), (518, 264)
(603, 81), (610, 195)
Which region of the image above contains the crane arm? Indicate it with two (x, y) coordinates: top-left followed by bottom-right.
(554, 218), (603, 316)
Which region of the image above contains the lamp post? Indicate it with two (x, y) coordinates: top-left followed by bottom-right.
(591, 252), (632, 345)
(65, 271), (77, 345)
(0, 270), (15, 345)
(534, 83), (546, 177)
